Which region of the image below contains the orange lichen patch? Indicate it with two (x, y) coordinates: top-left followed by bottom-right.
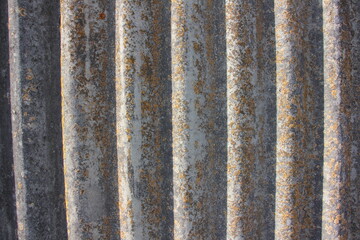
(18, 7), (26, 16)
(25, 69), (34, 80)
(193, 79), (204, 95)
(98, 12), (106, 20)
(193, 41), (201, 53)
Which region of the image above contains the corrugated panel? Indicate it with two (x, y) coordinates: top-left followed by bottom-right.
(0, 0), (359, 239)
(275, 1), (323, 238)
(6, 0), (66, 239)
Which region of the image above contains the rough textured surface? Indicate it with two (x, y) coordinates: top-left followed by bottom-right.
(322, 0), (360, 239)
(275, 1), (324, 239)
(1, 1), (360, 239)
(7, 0), (67, 239)
(61, 0), (119, 239)
(116, 0), (173, 239)
(226, 0), (276, 239)
(172, 0), (227, 239)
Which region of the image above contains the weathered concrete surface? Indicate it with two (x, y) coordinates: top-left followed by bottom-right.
(0, 1), (359, 240)
(322, 0), (360, 239)
(8, 0), (67, 239)
(275, 0), (324, 239)
(115, 0), (173, 239)
(61, 0), (119, 239)
(226, 0), (276, 239)
(172, 0), (227, 239)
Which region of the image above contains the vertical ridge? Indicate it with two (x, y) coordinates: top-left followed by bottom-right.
(60, 0), (119, 239)
(226, 1), (258, 238)
(115, 0), (173, 239)
(8, 0), (67, 239)
(226, 0), (276, 239)
(322, 0), (360, 238)
(172, 0), (227, 239)
(275, 1), (323, 239)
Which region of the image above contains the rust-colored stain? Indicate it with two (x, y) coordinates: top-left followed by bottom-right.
(274, 0), (325, 239)
(99, 12), (106, 20)
(1, 0), (359, 239)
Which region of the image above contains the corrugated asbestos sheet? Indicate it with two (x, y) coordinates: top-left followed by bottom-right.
(0, 0), (359, 239)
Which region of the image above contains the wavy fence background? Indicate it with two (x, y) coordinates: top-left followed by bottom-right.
(0, 0), (359, 239)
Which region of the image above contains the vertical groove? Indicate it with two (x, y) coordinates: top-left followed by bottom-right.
(8, 0), (67, 239)
(322, 0), (360, 238)
(116, 0), (173, 239)
(172, 0), (227, 239)
(226, 0), (276, 239)
(275, 0), (323, 239)
(349, 1), (360, 237)
(0, 0), (17, 238)
(61, 0), (119, 239)
(253, 0), (277, 238)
